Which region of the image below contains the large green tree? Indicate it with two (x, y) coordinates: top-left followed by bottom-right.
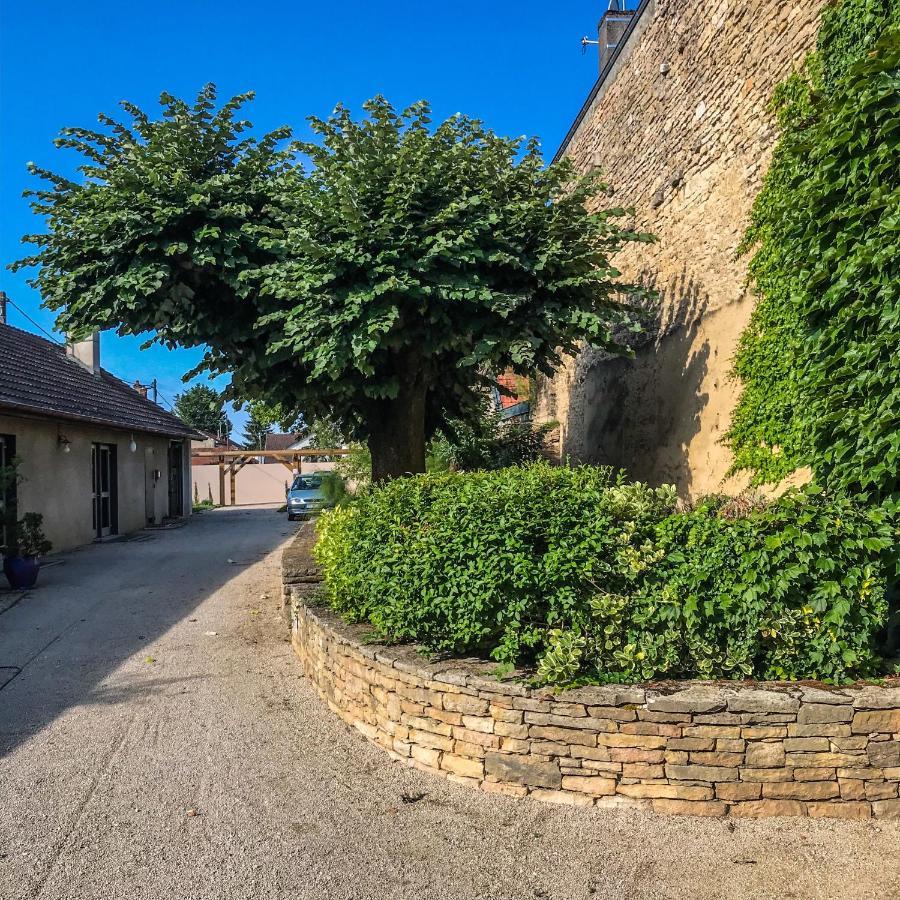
(15, 88), (649, 479)
(172, 384), (231, 437)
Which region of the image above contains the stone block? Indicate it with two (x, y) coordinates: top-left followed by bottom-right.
(741, 726), (787, 740)
(497, 737), (529, 755)
(867, 740), (900, 768)
(729, 800), (806, 818)
(740, 768), (794, 783)
(569, 745), (612, 761)
(688, 751), (743, 767)
(551, 702), (587, 717)
(682, 725), (742, 739)
(716, 739), (746, 752)
(652, 799), (727, 817)
(872, 799), (900, 818)
(461, 715), (494, 734)
(442, 693), (489, 716)
(807, 801), (872, 820)
(408, 728), (454, 752)
(489, 705), (523, 724)
(485, 753), (561, 789)
(456, 740), (488, 758)
(410, 744), (442, 768)
(403, 715), (453, 737)
(440, 753), (484, 779)
(646, 687), (728, 714)
(620, 722), (682, 737)
(726, 691), (799, 715)
(800, 688), (851, 706)
(834, 781), (866, 805)
(785, 752), (866, 768)
(530, 741), (571, 757)
(850, 687), (900, 709)
(793, 767), (836, 782)
(608, 748), (666, 765)
(597, 733), (668, 749)
(555, 685), (646, 707)
(528, 725), (597, 747)
(745, 742), (786, 768)
(667, 738), (716, 752)
(715, 782), (761, 802)
(851, 709), (900, 734)
(665, 764), (738, 783)
(585, 706), (638, 722)
(617, 783), (713, 801)
(762, 782), (839, 801)
(783, 738), (830, 752)
(865, 782), (898, 801)
(796, 703), (853, 725)
(637, 710), (691, 724)
(787, 723), (851, 738)
(560, 775), (617, 796)
(494, 721), (529, 739)
(451, 727), (500, 749)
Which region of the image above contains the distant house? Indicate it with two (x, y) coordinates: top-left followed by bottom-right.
(0, 319), (201, 553)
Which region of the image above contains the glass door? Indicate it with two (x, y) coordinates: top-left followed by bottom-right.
(91, 443), (116, 538)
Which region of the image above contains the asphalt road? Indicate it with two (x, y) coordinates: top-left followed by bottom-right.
(1, 506), (897, 900)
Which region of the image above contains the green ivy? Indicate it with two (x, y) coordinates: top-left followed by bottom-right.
(727, 0), (900, 502)
(314, 464), (894, 683)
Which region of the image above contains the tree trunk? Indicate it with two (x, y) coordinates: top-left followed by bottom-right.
(368, 354), (428, 482)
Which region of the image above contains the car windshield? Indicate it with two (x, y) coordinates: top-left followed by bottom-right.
(290, 475), (323, 491)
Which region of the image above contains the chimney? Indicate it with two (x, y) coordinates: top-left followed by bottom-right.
(598, 1), (634, 73)
(67, 332), (101, 375)
(133, 380), (149, 398)
(0, 291), (7, 325)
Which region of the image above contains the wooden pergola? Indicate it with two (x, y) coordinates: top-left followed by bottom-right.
(191, 448), (349, 507)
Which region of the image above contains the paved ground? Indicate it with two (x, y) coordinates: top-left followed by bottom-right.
(0, 506), (898, 900)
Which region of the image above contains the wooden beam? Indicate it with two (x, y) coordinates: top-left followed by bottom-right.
(192, 448), (348, 460)
(218, 457), (225, 507)
(229, 461), (237, 506)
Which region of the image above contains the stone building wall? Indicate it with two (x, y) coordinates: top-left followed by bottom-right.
(537, 0), (829, 496)
(285, 533), (900, 819)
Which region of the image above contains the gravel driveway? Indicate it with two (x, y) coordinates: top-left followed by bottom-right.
(0, 506), (897, 900)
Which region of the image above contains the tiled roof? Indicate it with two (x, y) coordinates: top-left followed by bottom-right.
(0, 323), (201, 439)
(264, 433), (305, 451)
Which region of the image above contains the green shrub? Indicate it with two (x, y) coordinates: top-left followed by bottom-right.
(314, 464), (895, 683)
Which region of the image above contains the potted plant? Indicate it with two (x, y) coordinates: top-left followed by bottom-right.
(2, 513), (52, 590)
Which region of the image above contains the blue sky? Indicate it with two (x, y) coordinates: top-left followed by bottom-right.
(0, 1), (631, 435)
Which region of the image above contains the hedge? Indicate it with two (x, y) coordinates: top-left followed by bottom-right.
(314, 464), (895, 684)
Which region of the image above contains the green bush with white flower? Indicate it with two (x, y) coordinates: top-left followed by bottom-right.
(314, 463), (895, 684)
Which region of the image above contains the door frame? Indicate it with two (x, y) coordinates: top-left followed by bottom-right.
(0, 433), (16, 549)
(167, 440), (184, 518)
(91, 442), (118, 539)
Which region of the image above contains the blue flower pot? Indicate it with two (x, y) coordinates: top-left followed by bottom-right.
(3, 555), (40, 590)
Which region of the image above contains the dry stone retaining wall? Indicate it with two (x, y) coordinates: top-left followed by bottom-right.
(285, 535), (900, 819)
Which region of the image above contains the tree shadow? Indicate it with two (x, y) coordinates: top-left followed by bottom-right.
(564, 266), (712, 494)
(0, 506), (291, 759)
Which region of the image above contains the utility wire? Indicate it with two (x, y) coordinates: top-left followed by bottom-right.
(6, 297), (63, 345)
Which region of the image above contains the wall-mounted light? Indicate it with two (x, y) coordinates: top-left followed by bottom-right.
(129, 434), (137, 453)
(57, 426), (71, 453)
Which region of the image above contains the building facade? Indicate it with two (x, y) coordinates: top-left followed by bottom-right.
(0, 322), (198, 553)
(536, 0), (827, 496)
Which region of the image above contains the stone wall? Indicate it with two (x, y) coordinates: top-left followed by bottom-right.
(286, 535), (900, 819)
(536, 0), (829, 496)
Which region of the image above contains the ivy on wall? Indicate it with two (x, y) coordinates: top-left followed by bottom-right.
(727, 0), (900, 503)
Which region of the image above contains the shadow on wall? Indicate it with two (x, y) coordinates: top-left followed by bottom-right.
(566, 266), (712, 494)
